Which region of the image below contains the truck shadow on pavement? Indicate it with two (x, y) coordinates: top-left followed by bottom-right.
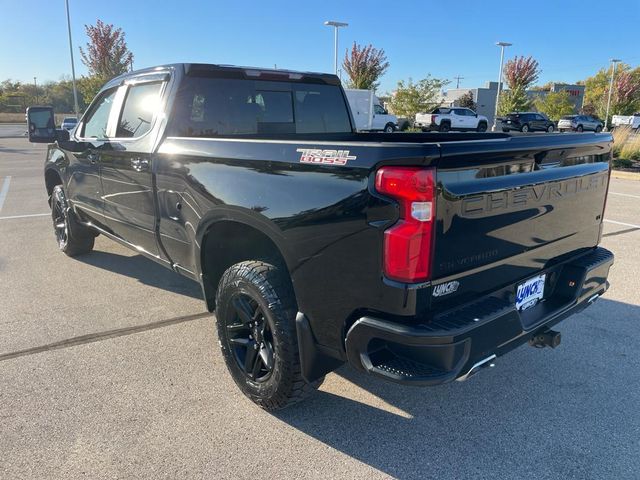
(275, 298), (640, 479)
(76, 250), (203, 300)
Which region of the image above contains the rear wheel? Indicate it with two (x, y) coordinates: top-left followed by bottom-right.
(547, 125), (554, 133)
(521, 124), (530, 133)
(51, 185), (95, 256)
(439, 122), (450, 132)
(595, 125), (602, 133)
(215, 260), (322, 410)
(576, 125), (584, 132)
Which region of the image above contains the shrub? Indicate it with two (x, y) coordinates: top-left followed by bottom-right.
(613, 157), (633, 169)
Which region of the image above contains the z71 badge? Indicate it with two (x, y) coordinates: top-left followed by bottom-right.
(297, 148), (356, 165)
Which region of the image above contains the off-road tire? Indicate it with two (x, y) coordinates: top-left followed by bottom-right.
(50, 185), (95, 256)
(215, 260), (323, 410)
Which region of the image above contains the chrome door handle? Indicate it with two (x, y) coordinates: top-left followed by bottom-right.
(131, 157), (150, 172)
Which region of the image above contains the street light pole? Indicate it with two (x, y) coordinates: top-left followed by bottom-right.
(604, 58), (621, 132)
(65, 0), (80, 119)
(33, 77), (38, 104)
(324, 21), (348, 76)
(492, 41), (512, 131)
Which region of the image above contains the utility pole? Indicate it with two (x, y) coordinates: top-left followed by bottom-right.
(454, 76), (464, 89)
(65, 0), (80, 118)
(492, 41), (512, 131)
(324, 21), (348, 75)
(33, 77), (38, 104)
(604, 58), (621, 132)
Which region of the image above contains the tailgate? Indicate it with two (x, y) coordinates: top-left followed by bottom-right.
(431, 133), (612, 302)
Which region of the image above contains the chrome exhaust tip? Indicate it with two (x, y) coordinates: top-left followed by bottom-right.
(456, 354), (496, 382)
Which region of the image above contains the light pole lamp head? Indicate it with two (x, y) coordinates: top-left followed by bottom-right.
(324, 21), (349, 28)
(610, 58), (622, 63)
(496, 41), (512, 47)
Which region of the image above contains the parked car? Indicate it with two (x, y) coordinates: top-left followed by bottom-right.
(557, 115), (603, 133)
(502, 112), (555, 133)
(26, 63), (614, 410)
(612, 113), (640, 131)
(344, 89), (397, 132)
(415, 107), (488, 132)
(60, 117), (78, 131)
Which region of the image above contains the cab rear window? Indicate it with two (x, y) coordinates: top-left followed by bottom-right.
(168, 77), (352, 136)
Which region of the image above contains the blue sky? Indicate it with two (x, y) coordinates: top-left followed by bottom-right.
(1, 0), (639, 94)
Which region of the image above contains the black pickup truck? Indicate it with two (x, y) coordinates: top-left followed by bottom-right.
(27, 64), (614, 410)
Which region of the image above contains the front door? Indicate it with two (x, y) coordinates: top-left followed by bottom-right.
(100, 78), (166, 258)
(65, 87), (119, 226)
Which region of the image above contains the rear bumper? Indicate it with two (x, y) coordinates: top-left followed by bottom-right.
(345, 247), (614, 385)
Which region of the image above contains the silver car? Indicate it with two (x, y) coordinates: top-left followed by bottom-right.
(60, 117), (78, 131)
(557, 115), (603, 133)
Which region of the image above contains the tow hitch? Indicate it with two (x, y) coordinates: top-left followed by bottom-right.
(529, 329), (562, 349)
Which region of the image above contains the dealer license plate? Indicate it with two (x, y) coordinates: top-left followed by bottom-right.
(516, 274), (546, 311)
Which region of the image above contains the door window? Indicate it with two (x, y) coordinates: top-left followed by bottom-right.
(82, 88), (118, 138)
(116, 82), (164, 138)
(374, 105), (386, 115)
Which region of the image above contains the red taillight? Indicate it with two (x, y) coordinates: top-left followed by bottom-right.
(430, 114), (436, 124)
(375, 166), (436, 283)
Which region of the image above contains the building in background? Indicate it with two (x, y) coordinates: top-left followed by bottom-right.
(526, 83), (585, 112)
(439, 82), (585, 126)
(438, 82), (501, 124)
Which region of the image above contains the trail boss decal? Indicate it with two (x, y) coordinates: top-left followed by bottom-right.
(297, 148), (356, 165)
(432, 280), (460, 297)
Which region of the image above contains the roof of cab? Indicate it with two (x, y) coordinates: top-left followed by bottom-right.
(104, 63), (340, 91)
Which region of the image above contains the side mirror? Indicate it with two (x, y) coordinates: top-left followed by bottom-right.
(26, 106), (56, 143)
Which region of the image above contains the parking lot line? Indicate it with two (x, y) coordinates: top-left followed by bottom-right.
(609, 192), (640, 200)
(0, 212), (49, 221)
(0, 176), (11, 212)
(604, 219), (640, 229)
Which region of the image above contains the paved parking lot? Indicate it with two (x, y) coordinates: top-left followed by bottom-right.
(1, 133), (639, 479)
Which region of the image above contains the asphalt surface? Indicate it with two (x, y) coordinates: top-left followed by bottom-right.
(1, 130), (639, 479)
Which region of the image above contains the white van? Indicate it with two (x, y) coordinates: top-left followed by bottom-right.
(344, 89), (398, 132)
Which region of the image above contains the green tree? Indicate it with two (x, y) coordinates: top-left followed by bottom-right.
(582, 64), (640, 119)
(534, 91), (574, 121)
(498, 56), (541, 115)
(498, 85), (530, 115)
(342, 43), (389, 91)
(80, 19), (134, 79)
(77, 75), (106, 105)
(457, 91), (476, 110)
(387, 76), (449, 118)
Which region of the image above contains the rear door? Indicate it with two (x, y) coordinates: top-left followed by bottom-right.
(432, 134), (611, 302)
(99, 74), (168, 258)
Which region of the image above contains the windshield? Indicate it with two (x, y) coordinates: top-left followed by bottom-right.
(561, 116), (576, 120)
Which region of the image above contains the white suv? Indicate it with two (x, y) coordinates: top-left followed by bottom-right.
(415, 107), (488, 132)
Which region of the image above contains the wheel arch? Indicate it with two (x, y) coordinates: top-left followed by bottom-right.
(196, 214), (294, 312)
(44, 167), (63, 202)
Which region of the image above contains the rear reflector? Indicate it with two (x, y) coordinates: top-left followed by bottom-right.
(375, 167), (436, 283)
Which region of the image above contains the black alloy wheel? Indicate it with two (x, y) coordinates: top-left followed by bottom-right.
(225, 293), (275, 382)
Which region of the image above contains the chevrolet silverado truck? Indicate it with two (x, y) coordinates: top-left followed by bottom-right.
(415, 107), (489, 132)
(27, 64), (614, 410)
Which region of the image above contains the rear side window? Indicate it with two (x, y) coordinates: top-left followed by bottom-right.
(82, 88), (117, 138)
(116, 82), (163, 138)
(168, 77), (352, 136)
